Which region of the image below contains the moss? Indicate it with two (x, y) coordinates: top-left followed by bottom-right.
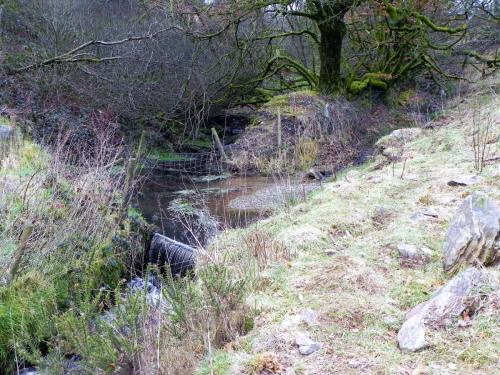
(349, 72), (392, 94)
(265, 90), (320, 115)
(349, 79), (369, 94)
(385, 3), (399, 20)
(265, 94), (290, 111)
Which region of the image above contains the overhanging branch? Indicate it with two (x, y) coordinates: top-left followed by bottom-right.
(11, 26), (181, 74)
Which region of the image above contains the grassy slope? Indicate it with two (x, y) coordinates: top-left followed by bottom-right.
(205, 81), (500, 374)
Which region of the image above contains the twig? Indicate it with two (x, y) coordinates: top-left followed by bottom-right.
(400, 158), (407, 179)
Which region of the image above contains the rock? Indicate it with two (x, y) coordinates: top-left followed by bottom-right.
(295, 331), (321, 355)
(410, 208), (439, 222)
(447, 175), (483, 187)
(397, 244), (432, 262)
(398, 314), (428, 352)
(18, 368), (38, 375)
(421, 207), (438, 218)
(127, 276), (169, 311)
(375, 128), (423, 160)
(443, 192), (500, 274)
(299, 342), (321, 355)
(301, 308), (318, 326)
(383, 316), (399, 326)
(398, 268), (496, 352)
(295, 331), (314, 346)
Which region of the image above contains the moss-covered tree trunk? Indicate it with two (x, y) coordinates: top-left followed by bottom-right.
(318, 19), (347, 93)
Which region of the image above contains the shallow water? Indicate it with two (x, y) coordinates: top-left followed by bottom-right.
(137, 172), (277, 243)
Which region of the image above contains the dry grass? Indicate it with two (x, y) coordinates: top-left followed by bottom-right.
(204, 83), (500, 374)
(0, 120), (127, 277)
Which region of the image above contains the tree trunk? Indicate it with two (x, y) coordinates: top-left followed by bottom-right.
(318, 19), (347, 94)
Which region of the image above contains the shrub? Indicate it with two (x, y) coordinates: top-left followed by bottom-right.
(0, 272), (63, 371)
(55, 286), (146, 374)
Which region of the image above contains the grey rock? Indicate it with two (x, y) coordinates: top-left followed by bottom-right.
(301, 308), (318, 326)
(421, 207), (439, 218)
(299, 342), (321, 355)
(410, 208), (439, 222)
(127, 276), (169, 311)
(398, 314), (428, 352)
(295, 331), (314, 346)
(295, 331), (321, 355)
(397, 244), (431, 262)
(398, 268), (496, 352)
(18, 368), (39, 375)
(447, 175), (483, 187)
(397, 244), (419, 258)
(443, 192), (500, 274)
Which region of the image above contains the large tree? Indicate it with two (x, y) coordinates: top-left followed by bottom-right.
(177, 0), (499, 97)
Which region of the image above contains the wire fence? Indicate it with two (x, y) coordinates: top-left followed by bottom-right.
(145, 151), (224, 175)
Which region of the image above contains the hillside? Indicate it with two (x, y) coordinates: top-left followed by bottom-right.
(196, 79), (500, 375)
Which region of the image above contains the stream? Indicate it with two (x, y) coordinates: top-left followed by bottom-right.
(137, 172), (279, 245)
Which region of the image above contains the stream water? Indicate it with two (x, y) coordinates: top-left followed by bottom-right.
(137, 172), (279, 245)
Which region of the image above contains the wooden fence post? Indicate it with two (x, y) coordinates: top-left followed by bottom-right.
(211, 128), (229, 162)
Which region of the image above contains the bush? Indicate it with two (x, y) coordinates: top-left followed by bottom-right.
(0, 272), (64, 371)
(55, 286), (146, 374)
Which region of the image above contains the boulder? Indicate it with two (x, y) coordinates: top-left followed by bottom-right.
(398, 268), (496, 352)
(443, 192), (500, 274)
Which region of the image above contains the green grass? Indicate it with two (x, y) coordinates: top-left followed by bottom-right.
(148, 148), (190, 162)
(197, 85), (500, 374)
(195, 351), (232, 375)
(0, 116), (12, 127)
(183, 137), (213, 150)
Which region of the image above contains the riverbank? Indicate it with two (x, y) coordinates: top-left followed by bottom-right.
(0, 76), (498, 374)
(195, 78), (500, 374)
